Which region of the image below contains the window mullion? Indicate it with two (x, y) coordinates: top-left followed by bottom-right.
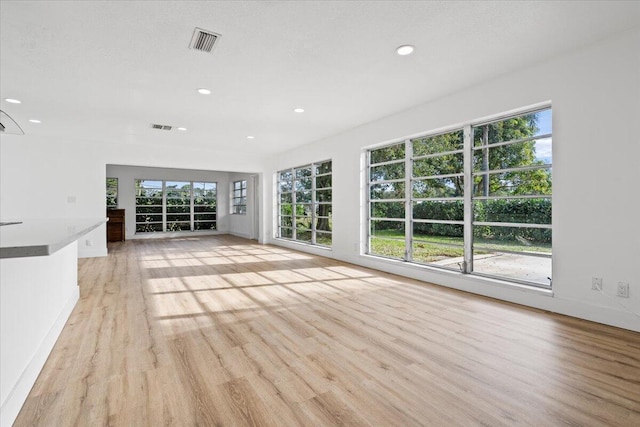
(162, 180), (167, 232)
(291, 168), (296, 241)
(311, 164), (317, 245)
(190, 184), (194, 232)
(463, 124), (473, 274)
(366, 151), (372, 255)
(405, 139), (412, 262)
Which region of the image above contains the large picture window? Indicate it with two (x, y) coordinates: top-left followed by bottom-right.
(367, 107), (552, 287)
(135, 179), (217, 233)
(277, 160), (332, 247)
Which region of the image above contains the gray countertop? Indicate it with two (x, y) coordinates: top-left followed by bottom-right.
(0, 218), (107, 259)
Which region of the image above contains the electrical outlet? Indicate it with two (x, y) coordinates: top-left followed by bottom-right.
(592, 277), (602, 291)
(617, 282), (629, 298)
(85, 239), (93, 247)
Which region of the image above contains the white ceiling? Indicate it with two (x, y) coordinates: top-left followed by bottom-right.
(1, 1), (639, 155)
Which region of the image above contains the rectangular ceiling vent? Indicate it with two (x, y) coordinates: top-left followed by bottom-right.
(151, 124), (172, 131)
(189, 27), (221, 53)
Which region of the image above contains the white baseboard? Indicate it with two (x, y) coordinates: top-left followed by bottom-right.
(0, 288), (79, 427)
(229, 231), (252, 239)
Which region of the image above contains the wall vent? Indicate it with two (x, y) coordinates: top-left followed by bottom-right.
(189, 27), (221, 53)
(151, 124), (172, 131)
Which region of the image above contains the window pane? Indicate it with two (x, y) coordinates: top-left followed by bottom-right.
(412, 130), (463, 156)
(413, 177), (463, 198)
(279, 180), (293, 192)
(474, 225), (552, 252)
(194, 222), (216, 231)
(279, 170), (292, 181)
(280, 193), (292, 204)
(167, 214), (190, 222)
(167, 222), (190, 231)
(474, 198), (551, 225)
(413, 222), (464, 242)
(370, 162), (405, 181)
(279, 227), (293, 238)
(369, 222), (405, 259)
(136, 206), (162, 214)
(136, 223), (162, 233)
(294, 204), (312, 219)
(296, 191), (312, 203)
(370, 143), (404, 164)
(315, 161), (332, 175)
(106, 177), (118, 208)
(195, 204), (216, 212)
(295, 177), (312, 191)
(280, 204), (292, 216)
(370, 220), (404, 238)
(136, 214), (162, 223)
(296, 228), (312, 242)
(370, 182), (404, 200)
(279, 216), (293, 227)
(371, 202), (405, 219)
(315, 215), (332, 232)
(315, 174), (332, 189)
(413, 200), (464, 222)
(316, 232), (332, 246)
(295, 167), (312, 179)
(473, 168), (552, 197)
(166, 205), (189, 214)
(316, 189), (332, 203)
(473, 109), (551, 147)
(195, 213), (216, 221)
(473, 252), (551, 287)
(413, 153), (464, 177)
(411, 224), (464, 269)
(314, 204), (332, 217)
(473, 139), (551, 171)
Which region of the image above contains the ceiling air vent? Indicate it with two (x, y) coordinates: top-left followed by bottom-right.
(189, 27), (221, 53)
(151, 124), (172, 131)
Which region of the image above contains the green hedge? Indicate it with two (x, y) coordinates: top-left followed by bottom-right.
(376, 199), (551, 243)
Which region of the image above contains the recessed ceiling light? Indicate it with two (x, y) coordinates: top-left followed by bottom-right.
(396, 45), (415, 56)
(4, 98), (21, 104)
(197, 88), (211, 95)
(293, 108), (305, 113)
(177, 127), (187, 131)
(247, 135), (255, 139)
(28, 119), (41, 123)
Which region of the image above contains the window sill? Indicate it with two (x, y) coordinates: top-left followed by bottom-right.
(359, 253), (554, 297)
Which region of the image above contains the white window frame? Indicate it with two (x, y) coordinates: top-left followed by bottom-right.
(277, 160), (332, 247)
(135, 179), (217, 233)
(366, 105), (552, 288)
(231, 180), (247, 215)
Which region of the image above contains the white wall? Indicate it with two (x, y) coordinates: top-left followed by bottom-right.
(0, 135), (266, 257)
(227, 172), (259, 240)
(264, 28), (640, 332)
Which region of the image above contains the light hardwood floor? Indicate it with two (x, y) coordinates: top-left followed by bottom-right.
(14, 235), (640, 426)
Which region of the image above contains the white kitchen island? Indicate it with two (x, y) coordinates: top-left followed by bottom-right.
(0, 218), (107, 426)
